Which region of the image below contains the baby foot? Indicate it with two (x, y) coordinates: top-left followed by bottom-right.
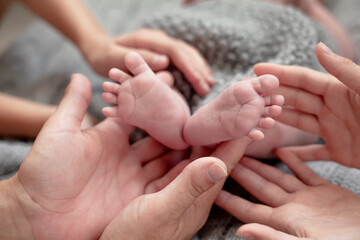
(183, 75), (284, 146)
(102, 52), (190, 150)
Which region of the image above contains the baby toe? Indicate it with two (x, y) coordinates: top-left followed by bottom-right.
(248, 128), (265, 141)
(258, 117), (275, 129)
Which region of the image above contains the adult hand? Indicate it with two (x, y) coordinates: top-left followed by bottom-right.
(82, 29), (214, 96)
(215, 149), (360, 240)
(253, 42), (360, 169)
(4, 74), (183, 240)
(100, 138), (253, 240)
(100, 157), (227, 240)
(19, 0), (214, 96)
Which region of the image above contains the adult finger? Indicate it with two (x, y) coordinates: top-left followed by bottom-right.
(317, 42), (360, 95)
(51, 74), (91, 130)
(240, 157), (305, 193)
(160, 157), (227, 214)
(181, 43), (215, 86)
(141, 151), (187, 186)
(130, 137), (168, 164)
(164, 41), (213, 96)
(276, 85), (324, 116)
(181, 137), (254, 221)
(107, 45), (169, 73)
(276, 148), (327, 186)
(275, 107), (321, 135)
(229, 162), (289, 207)
(215, 190), (273, 225)
(276, 145), (331, 162)
(145, 159), (190, 193)
(190, 145), (215, 161)
(132, 48), (170, 71)
(118, 29), (213, 96)
(211, 137), (253, 173)
(237, 223), (307, 240)
(254, 63), (333, 96)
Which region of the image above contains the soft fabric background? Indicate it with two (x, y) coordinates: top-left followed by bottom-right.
(1, 0), (360, 239)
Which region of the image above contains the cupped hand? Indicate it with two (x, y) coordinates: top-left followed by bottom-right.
(253, 42), (360, 169)
(100, 137), (253, 240)
(215, 149), (360, 240)
(82, 29), (214, 96)
(100, 157), (227, 240)
(11, 74), (182, 240)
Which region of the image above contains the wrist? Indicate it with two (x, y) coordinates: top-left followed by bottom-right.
(78, 32), (116, 77)
(77, 30), (112, 62)
(0, 177), (34, 240)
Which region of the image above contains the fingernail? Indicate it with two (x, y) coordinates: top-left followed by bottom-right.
(152, 55), (169, 67)
(207, 163), (227, 182)
(319, 42), (333, 56)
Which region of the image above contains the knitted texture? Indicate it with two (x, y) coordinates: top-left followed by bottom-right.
(0, 140), (32, 180)
(144, 0), (334, 112)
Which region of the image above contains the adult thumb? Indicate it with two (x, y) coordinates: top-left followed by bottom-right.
(50, 74), (92, 130)
(237, 223), (306, 240)
(161, 157), (228, 214)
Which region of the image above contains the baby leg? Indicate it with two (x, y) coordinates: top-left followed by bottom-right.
(183, 75), (283, 146)
(102, 52), (190, 150)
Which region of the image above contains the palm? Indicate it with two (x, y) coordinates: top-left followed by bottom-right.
(317, 80), (360, 167)
(254, 47), (360, 168)
(18, 117), (166, 239)
(273, 183), (360, 239)
(216, 156), (360, 240)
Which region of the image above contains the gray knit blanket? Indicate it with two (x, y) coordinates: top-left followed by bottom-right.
(1, 0), (360, 239)
(144, 0), (329, 111)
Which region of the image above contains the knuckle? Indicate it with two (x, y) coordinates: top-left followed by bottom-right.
(168, 45), (179, 56)
(334, 57), (356, 78)
(187, 175), (209, 200)
(340, 56), (355, 67)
